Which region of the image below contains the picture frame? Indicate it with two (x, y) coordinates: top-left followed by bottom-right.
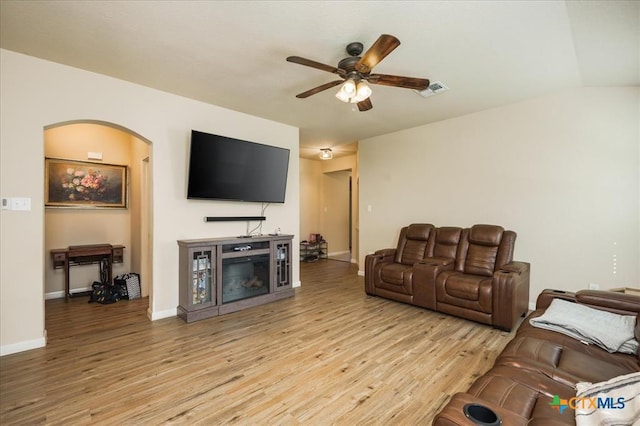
(45, 158), (128, 208)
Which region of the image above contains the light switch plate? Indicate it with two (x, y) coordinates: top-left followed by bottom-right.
(10, 197), (31, 211)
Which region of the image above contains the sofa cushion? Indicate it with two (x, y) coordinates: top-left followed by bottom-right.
(378, 263), (413, 294)
(437, 272), (493, 313)
(468, 224), (504, 246)
(529, 298), (638, 354)
(517, 312), (640, 372)
(497, 336), (639, 388)
(466, 365), (576, 424)
(433, 227), (462, 260)
(395, 224), (434, 265)
(463, 225), (504, 276)
(406, 223), (432, 240)
(464, 244), (499, 277)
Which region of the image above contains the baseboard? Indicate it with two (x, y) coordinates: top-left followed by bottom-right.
(147, 307), (177, 321)
(1, 336), (46, 356)
(357, 270), (364, 276)
(45, 291), (65, 300)
(292, 280), (301, 288)
(528, 301), (536, 311)
(45, 287), (92, 300)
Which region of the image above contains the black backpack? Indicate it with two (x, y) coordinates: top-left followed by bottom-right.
(88, 258), (120, 304)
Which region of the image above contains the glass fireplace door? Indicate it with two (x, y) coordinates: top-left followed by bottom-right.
(221, 254), (270, 304)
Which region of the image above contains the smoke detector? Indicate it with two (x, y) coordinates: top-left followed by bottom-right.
(415, 81), (449, 98)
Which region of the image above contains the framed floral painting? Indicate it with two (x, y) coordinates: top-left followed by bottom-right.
(45, 158), (127, 208)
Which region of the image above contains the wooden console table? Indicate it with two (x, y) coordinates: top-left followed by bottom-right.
(51, 244), (124, 300)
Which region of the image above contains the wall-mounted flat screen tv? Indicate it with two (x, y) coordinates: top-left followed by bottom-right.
(187, 130), (290, 203)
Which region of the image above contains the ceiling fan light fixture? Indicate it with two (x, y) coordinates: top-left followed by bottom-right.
(335, 79), (357, 103)
(319, 148), (333, 160)
(336, 79), (372, 104)
(354, 81), (372, 102)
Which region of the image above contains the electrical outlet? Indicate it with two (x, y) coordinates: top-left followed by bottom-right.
(589, 283), (600, 290)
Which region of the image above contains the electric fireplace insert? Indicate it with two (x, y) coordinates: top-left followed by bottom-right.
(221, 254), (270, 304)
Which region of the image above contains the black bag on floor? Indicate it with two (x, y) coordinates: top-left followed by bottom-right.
(88, 281), (120, 304)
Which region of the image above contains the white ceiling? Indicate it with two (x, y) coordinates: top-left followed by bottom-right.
(1, 1), (638, 159)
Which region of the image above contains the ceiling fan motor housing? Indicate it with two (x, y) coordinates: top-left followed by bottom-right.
(346, 42), (364, 56)
(339, 42), (365, 76)
(338, 56), (361, 75)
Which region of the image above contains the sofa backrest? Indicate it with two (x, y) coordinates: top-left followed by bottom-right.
(395, 224), (435, 265)
(456, 224), (516, 276)
(432, 227), (463, 260)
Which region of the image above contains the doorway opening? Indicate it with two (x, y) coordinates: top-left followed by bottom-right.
(43, 120), (153, 331)
(322, 170), (353, 263)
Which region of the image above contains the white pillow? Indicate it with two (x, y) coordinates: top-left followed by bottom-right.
(575, 372), (640, 426)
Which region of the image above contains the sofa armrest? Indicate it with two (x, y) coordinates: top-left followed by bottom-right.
(374, 248), (397, 259)
(497, 261), (528, 274)
(364, 248), (397, 295)
(432, 393), (528, 426)
(536, 289), (577, 310)
(576, 289), (640, 315)
(491, 262), (530, 331)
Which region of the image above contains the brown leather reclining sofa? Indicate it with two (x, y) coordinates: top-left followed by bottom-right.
(433, 289), (640, 425)
(364, 223), (530, 331)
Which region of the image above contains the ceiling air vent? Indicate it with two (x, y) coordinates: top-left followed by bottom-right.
(415, 81), (449, 98)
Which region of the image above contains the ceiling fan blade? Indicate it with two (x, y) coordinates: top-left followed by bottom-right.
(367, 74), (430, 90)
(357, 97), (373, 112)
(356, 34), (401, 74)
(286, 56), (340, 74)
(295, 80), (343, 98)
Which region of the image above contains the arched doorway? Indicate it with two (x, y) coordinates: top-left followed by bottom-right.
(43, 120), (153, 315)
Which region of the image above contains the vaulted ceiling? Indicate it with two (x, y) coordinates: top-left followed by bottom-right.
(1, 1), (637, 159)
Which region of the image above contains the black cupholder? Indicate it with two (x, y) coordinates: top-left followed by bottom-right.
(463, 404), (501, 425)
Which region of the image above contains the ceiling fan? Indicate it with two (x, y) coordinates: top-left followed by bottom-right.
(286, 34), (429, 112)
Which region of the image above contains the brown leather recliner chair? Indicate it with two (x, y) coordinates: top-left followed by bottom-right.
(364, 223), (435, 305)
(435, 224), (530, 331)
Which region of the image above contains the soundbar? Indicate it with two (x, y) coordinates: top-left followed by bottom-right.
(204, 216), (266, 222)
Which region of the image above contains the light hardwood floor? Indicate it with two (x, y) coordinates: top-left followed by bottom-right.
(1, 260), (517, 425)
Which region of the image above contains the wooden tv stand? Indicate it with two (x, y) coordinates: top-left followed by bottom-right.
(177, 234), (294, 323)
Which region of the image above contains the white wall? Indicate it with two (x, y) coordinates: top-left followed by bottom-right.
(0, 49), (300, 355)
(359, 87), (639, 304)
(299, 158), (322, 240)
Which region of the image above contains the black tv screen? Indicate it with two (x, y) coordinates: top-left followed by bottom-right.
(187, 130), (290, 203)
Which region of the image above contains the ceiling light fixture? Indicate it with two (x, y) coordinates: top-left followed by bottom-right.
(335, 78), (372, 104)
(319, 148), (333, 160)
